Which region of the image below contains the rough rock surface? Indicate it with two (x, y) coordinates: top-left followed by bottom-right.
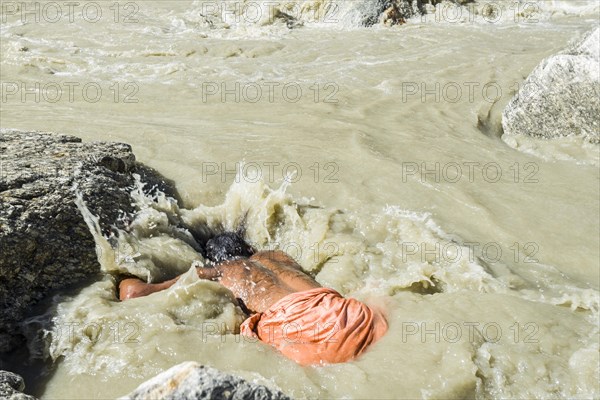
(357, 0), (419, 26)
(121, 362), (291, 400)
(0, 129), (176, 353)
(0, 370), (36, 400)
(359, 0), (473, 26)
(502, 27), (600, 144)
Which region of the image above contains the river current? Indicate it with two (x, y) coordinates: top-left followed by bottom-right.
(1, 0), (599, 398)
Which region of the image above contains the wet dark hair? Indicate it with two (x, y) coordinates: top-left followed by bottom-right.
(205, 231), (254, 263)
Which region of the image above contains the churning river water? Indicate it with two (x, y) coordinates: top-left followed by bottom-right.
(1, 0), (599, 398)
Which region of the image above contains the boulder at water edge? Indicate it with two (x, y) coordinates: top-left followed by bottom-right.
(502, 28), (600, 144)
(0, 129), (174, 352)
(0, 370), (36, 400)
(121, 362), (291, 400)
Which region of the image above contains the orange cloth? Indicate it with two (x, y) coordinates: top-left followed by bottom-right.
(240, 288), (388, 365)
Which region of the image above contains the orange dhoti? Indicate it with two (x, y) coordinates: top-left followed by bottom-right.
(240, 288), (388, 365)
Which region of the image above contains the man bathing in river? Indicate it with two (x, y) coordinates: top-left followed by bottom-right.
(119, 232), (388, 365)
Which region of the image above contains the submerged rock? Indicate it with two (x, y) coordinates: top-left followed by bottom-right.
(0, 370), (36, 400)
(0, 129), (177, 353)
(121, 362), (291, 400)
(502, 27), (600, 144)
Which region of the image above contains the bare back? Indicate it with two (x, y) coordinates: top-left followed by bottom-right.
(249, 251), (321, 292)
(118, 252), (321, 310)
(211, 251), (321, 314)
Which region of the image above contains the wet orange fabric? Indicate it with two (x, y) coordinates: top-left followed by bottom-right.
(240, 288), (388, 365)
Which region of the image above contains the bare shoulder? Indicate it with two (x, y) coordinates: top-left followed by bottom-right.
(215, 258), (251, 276)
(250, 250), (303, 271)
(195, 265), (222, 281)
(250, 250), (321, 291)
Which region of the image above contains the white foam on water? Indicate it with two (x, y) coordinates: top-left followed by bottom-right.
(502, 132), (600, 166)
(21, 172), (599, 398)
(3, 1), (598, 398)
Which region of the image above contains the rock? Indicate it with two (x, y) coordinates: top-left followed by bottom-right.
(359, 0), (474, 27)
(502, 28), (600, 144)
(121, 362), (291, 400)
(357, 0), (416, 27)
(0, 370), (37, 400)
(0, 129), (178, 353)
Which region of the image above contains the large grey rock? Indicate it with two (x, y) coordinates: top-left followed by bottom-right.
(358, 0), (473, 26)
(502, 28), (600, 144)
(0, 129), (177, 353)
(357, 0), (420, 26)
(121, 362), (291, 400)
(0, 370), (36, 400)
